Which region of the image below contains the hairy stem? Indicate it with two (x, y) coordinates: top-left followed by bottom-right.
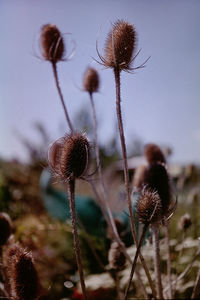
(68, 178), (87, 300)
(124, 224), (148, 300)
(114, 67), (157, 299)
(152, 225), (163, 299)
(164, 218), (173, 299)
(52, 62), (73, 132)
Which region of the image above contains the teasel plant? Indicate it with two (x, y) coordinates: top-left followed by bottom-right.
(40, 24), (74, 132)
(3, 243), (40, 300)
(124, 189), (162, 300)
(95, 20), (157, 299)
(143, 145), (177, 300)
(83, 67), (130, 264)
(48, 133), (90, 300)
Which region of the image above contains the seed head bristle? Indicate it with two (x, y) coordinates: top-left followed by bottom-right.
(48, 133), (90, 180)
(180, 213), (192, 231)
(108, 241), (126, 270)
(104, 19), (136, 70)
(137, 189), (162, 225)
(40, 24), (65, 63)
(4, 244), (40, 300)
(83, 67), (99, 94)
(0, 212), (12, 246)
(143, 163), (171, 214)
(144, 143), (166, 165)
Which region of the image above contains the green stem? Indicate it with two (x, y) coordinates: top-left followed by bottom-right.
(152, 225), (163, 299)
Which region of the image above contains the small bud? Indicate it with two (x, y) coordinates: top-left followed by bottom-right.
(137, 189), (162, 225)
(83, 67), (99, 94)
(143, 163), (171, 214)
(4, 244), (40, 300)
(40, 24), (65, 63)
(104, 20), (136, 70)
(48, 133), (90, 180)
(144, 143), (166, 165)
(108, 241), (126, 270)
(180, 213), (192, 231)
(0, 212), (12, 246)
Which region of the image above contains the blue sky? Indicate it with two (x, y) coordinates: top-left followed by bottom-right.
(1, 0), (200, 163)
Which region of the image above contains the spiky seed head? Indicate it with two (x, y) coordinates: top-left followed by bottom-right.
(40, 24), (65, 63)
(143, 162), (171, 214)
(48, 133), (90, 180)
(180, 213), (192, 231)
(104, 20), (136, 70)
(0, 212), (12, 246)
(137, 189), (162, 225)
(144, 143), (166, 165)
(108, 241), (126, 270)
(4, 244), (40, 300)
(132, 165), (147, 189)
(83, 67), (99, 94)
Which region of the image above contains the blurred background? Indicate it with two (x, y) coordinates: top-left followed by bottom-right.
(1, 1), (200, 299)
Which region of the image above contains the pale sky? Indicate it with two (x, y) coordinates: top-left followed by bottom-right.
(1, 0), (200, 164)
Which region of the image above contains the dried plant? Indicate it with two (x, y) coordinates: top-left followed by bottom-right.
(0, 212), (12, 246)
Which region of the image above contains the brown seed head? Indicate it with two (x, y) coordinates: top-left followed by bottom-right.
(144, 143), (166, 165)
(83, 67), (99, 94)
(104, 19), (136, 70)
(180, 213), (192, 231)
(4, 244), (40, 300)
(40, 24), (65, 63)
(108, 241), (126, 270)
(143, 162), (171, 214)
(0, 212), (12, 246)
(137, 189), (162, 225)
(48, 133), (90, 180)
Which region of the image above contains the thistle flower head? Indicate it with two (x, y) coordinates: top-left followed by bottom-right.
(40, 24), (65, 63)
(104, 20), (136, 70)
(180, 213), (192, 231)
(4, 244), (40, 300)
(48, 133), (90, 180)
(83, 67), (99, 94)
(143, 163), (171, 214)
(136, 189), (162, 225)
(0, 212), (12, 246)
(144, 143), (166, 165)
(108, 241), (126, 270)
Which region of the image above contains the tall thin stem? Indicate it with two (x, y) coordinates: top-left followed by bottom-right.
(191, 265), (200, 299)
(124, 223), (149, 300)
(68, 178), (87, 300)
(152, 225), (163, 299)
(114, 67), (157, 299)
(164, 218), (173, 299)
(52, 63), (74, 132)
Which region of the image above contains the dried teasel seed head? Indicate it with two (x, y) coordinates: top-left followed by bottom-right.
(104, 19), (136, 70)
(143, 162), (171, 214)
(48, 133), (90, 180)
(108, 241), (126, 270)
(180, 213), (192, 231)
(144, 143), (166, 165)
(4, 244), (40, 300)
(40, 24), (65, 63)
(0, 212), (12, 246)
(137, 189), (162, 225)
(83, 67), (99, 94)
